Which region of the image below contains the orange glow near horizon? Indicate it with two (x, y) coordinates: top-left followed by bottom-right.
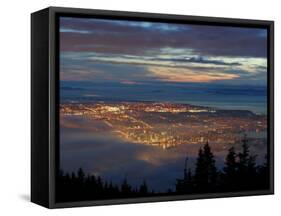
(148, 66), (240, 83)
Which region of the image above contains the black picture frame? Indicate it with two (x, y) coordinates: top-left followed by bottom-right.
(31, 6), (274, 209)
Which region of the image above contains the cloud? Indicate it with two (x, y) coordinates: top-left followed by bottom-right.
(60, 50), (267, 84)
(60, 118), (188, 191)
(86, 53), (242, 67)
(60, 115), (267, 192)
(59, 17), (267, 85)
(183, 56), (241, 66)
(60, 116), (234, 191)
(60, 17), (267, 58)
(147, 66), (239, 83)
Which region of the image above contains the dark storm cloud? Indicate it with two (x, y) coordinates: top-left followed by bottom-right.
(60, 17), (267, 58)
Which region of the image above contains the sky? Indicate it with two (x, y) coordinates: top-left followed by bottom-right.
(60, 17), (268, 86)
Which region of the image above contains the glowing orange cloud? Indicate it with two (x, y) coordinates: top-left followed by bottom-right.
(147, 66), (239, 83)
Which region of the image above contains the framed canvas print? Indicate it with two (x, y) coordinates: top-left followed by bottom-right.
(31, 7), (274, 208)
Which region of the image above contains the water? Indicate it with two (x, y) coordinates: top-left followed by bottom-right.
(60, 81), (267, 114)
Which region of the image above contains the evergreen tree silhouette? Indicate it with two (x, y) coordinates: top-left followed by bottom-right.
(223, 147), (238, 190)
(139, 180), (148, 195)
(121, 178), (132, 196)
(238, 135), (250, 170)
(176, 156), (194, 193)
(77, 168), (85, 182)
(236, 135), (258, 190)
(256, 154), (270, 189)
(194, 147), (204, 185)
(56, 169), (161, 202)
(194, 142), (217, 192)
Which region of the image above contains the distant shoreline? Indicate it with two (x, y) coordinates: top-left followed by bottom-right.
(60, 100), (267, 117)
